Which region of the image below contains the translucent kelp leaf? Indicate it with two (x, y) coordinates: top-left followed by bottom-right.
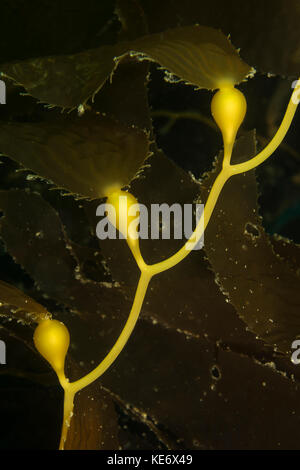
(0, 113), (150, 199)
(139, 0), (300, 76)
(1, 25), (251, 108)
(64, 362), (119, 450)
(101, 318), (300, 450)
(0, 43), (126, 109)
(0, 279), (49, 324)
(202, 132), (300, 355)
(129, 25), (252, 90)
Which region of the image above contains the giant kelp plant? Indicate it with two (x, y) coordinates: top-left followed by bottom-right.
(0, 0), (300, 450)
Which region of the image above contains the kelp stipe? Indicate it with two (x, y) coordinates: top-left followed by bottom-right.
(32, 78), (300, 449)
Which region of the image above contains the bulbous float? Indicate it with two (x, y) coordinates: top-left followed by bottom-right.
(33, 319), (70, 375)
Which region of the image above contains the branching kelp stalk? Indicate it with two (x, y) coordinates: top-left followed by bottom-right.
(32, 79), (300, 449)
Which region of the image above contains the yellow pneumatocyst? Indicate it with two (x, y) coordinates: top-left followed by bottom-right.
(106, 189), (140, 240)
(211, 86), (247, 146)
(33, 319), (70, 373)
